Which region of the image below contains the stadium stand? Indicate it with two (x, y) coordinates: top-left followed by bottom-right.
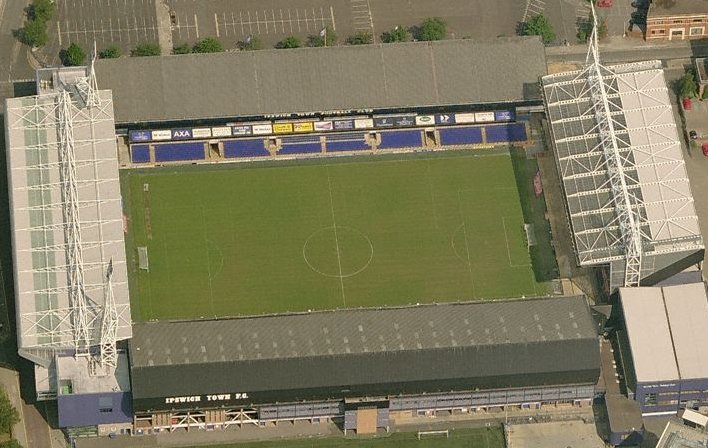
(154, 142), (205, 162)
(485, 123), (527, 143)
(325, 132), (370, 152)
(378, 130), (423, 150)
(129, 296), (600, 432)
(223, 139), (269, 158)
(279, 135), (322, 155)
(439, 127), (484, 146)
(131, 144), (151, 163)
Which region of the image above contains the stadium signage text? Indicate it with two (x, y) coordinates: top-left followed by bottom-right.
(127, 109), (517, 142)
(164, 392), (249, 404)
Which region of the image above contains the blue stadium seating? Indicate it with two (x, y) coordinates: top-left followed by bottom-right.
(485, 123), (528, 143)
(279, 136), (321, 155)
(325, 133), (370, 152)
(223, 139), (269, 158)
(131, 144), (150, 163)
(153, 142), (205, 162)
(378, 130), (423, 150)
(439, 127), (483, 146)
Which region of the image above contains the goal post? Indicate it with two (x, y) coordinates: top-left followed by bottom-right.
(417, 429), (449, 440)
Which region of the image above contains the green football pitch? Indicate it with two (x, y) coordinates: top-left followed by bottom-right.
(123, 151), (547, 321)
(180, 427), (505, 448)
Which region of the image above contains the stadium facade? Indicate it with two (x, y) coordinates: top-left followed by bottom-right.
(130, 297), (600, 433)
(618, 283), (708, 416)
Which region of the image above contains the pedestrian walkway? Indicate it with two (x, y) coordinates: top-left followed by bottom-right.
(0, 369), (27, 448)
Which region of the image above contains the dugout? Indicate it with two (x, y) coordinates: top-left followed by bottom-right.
(129, 296), (601, 431)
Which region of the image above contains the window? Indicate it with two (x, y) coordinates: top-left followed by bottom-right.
(99, 396), (113, 413)
(658, 399), (678, 406)
(691, 27), (704, 36)
(658, 29), (666, 34)
(693, 18), (704, 23)
(644, 393), (657, 406)
(674, 20), (684, 24)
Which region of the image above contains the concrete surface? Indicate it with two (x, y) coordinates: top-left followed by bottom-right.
(0, 369), (27, 448)
(507, 420), (605, 448)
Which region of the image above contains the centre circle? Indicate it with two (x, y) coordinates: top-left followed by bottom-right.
(303, 226), (373, 278)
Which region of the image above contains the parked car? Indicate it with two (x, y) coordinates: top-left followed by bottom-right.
(702, 143), (708, 156)
(690, 130), (698, 140)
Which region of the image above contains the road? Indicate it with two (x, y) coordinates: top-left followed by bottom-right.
(0, 0), (36, 88)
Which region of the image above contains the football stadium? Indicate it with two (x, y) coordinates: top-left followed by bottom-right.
(2, 29), (705, 442)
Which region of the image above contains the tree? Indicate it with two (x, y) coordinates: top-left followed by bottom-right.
(416, 17), (447, 41)
(0, 388), (19, 435)
(61, 43), (86, 66)
(29, 0), (55, 22)
(240, 36), (263, 51)
(131, 43), (161, 57)
(0, 440), (23, 448)
(99, 46), (121, 58)
(276, 36), (302, 49)
(307, 26), (337, 47)
(192, 37), (224, 53)
(522, 14), (556, 44)
(347, 31), (373, 45)
(381, 25), (410, 43)
(578, 13), (608, 43)
(18, 19), (48, 47)
(172, 43), (191, 54)
(679, 71), (697, 98)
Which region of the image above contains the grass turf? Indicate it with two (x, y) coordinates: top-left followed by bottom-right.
(180, 427), (505, 448)
(123, 150), (549, 321)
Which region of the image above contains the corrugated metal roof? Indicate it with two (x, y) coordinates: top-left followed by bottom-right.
(663, 283), (708, 380)
(96, 37), (547, 125)
(620, 287), (680, 383)
(131, 296), (597, 368)
(621, 283), (708, 384)
(129, 297), (602, 402)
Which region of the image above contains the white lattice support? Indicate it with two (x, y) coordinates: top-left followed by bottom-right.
(584, 4), (644, 287)
(99, 259), (118, 370)
(57, 89), (93, 355)
(75, 41), (100, 108)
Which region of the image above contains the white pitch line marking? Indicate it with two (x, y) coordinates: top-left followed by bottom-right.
(57, 22), (62, 46)
(214, 13), (220, 37)
(330, 5), (336, 31)
(326, 170), (347, 307)
(223, 12), (228, 37)
(194, 13), (199, 38)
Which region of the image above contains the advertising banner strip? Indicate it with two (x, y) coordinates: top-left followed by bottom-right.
(171, 129), (192, 140)
(231, 125), (252, 136)
(314, 121), (334, 131)
(252, 124), (273, 135)
(151, 129), (172, 141)
(495, 110), (515, 121)
(415, 115), (435, 126)
(435, 114), (455, 125)
(454, 113), (476, 124)
(273, 123), (294, 134)
(192, 128), (212, 138)
(293, 122), (314, 133)
(474, 112), (495, 123)
(333, 119), (355, 130)
(129, 130), (151, 142)
(354, 118), (374, 129)
(211, 126), (232, 137)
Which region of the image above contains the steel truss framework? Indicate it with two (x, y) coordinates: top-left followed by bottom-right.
(6, 68), (131, 372)
(541, 7), (702, 287)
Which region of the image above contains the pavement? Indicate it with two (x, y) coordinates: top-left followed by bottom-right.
(0, 369), (27, 448)
(507, 420), (604, 448)
(0, 0), (36, 85)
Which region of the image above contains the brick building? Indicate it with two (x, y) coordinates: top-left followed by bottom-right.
(646, 0), (708, 41)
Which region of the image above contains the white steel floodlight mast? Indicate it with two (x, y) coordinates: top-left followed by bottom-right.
(57, 89), (93, 355)
(99, 258), (118, 369)
(584, 4), (644, 287)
